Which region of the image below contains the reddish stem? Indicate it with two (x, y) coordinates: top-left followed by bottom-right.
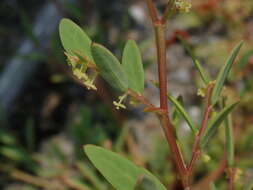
(188, 84), (214, 173)
(155, 22), (168, 111)
(145, 0), (159, 24)
(145, 0), (190, 187)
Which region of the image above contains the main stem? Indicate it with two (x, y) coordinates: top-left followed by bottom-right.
(155, 23), (168, 111)
(154, 21), (189, 188)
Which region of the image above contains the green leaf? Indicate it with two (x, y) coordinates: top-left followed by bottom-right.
(122, 40), (144, 93)
(84, 145), (166, 190)
(171, 96), (183, 126)
(91, 43), (128, 92)
(201, 101), (239, 149)
(223, 98), (234, 167)
(177, 36), (210, 85)
(211, 41), (244, 105)
(168, 95), (197, 133)
(225, 114), (234, 167)
(59, 18), (93, 61)
(134, 176), (159, 190)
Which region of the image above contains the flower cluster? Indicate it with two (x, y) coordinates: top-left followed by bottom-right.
(175, 0), (192, 13)
(65, 52), (97, 91)
(113, 94), (127, 110)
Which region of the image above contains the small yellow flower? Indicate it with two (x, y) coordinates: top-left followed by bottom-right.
(65, 52), (97, 91)
(65, 52), (80, 67)
(113, 94), (127, 110)
(175, 0), (192, 13)
(84, 78), (97, 91)
(73, 68), (89, 80)
(113, 101), (126, 110)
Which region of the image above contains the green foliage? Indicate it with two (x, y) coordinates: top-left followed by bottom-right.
(224, 103), (234, 167)
(211, 41), (244, 105)
(201, 101), (239, 149)
(59, 18), (93, 61)
(122, 40), (144, 93)
(168, 95), (197, 133)
(55, 5), (249, 189)
(91, 43), (129, 92)
(178, 36), (210, 85)
(84, 145), (166, 190)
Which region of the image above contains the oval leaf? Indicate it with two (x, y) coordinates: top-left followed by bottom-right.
(59, 18), (93, 61)
(122, 40), (144, 93)
(84, 145), (166, 190)
(168, 95), (197, 133)
(201, 101), (239, 149)
(91, 43), (128, 92)
(211, 41), (243, 105)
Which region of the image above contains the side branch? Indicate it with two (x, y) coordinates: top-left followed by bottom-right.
(188, 84), (214, 173)
(145, 0), (159, 23)
(161, 0), (176, 24)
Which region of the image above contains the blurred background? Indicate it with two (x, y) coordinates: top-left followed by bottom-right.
(0, 0), (253, 189)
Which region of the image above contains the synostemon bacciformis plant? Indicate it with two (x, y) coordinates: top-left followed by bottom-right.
(59, 0), (249, 189)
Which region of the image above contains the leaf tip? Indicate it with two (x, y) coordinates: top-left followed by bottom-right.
(83, 144), (96, 154)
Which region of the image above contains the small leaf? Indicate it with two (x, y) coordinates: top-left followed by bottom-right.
(223, 99), (234, 167)
(122, 40), (144, 93)
(91, 43), (128, 92)
(211, 41), (244, 105)
(177, 36), (210, 85)
(84, 145), (166, 190)
(134, 176), (158, 190)
(59, 18), (93, 61)
(171, 96), (183, 125)
(168, 95), (197, 133)
(201, 101), (239, 149)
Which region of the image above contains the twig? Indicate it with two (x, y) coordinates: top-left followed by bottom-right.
(188, 84), (214, 173)
(161, 0), (176, 24)
(127, 89), (154, 108)
(145, 0), (159, 24)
